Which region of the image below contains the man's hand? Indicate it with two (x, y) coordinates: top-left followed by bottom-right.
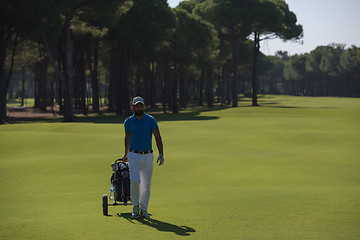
(157, 154), (164, 166)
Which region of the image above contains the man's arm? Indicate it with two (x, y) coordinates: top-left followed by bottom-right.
(152, 129), (163, 155)
(124, 131), (131, 161)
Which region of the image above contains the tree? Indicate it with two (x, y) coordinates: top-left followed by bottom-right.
(249, 0), (303, 105)
(107, 0), (173, 115)
(0, 0), (22, 123)
(319, 44), (345, 96)
(283, 54), (308, 95)
(129, 0), (174, 109)
(73, 10), (112, 114)
(262, 56), (285, 94)
(169, 9), (200, 112)
(340, 46), (360, 97)
(195, 0), (253, 107)
(306, 45), (342, 96)
(10, 0), (129, 121)
(175, 3), (219, 108)
(255, 53), (274, 94)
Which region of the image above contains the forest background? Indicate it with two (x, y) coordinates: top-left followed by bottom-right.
(1, 0), (359, 124)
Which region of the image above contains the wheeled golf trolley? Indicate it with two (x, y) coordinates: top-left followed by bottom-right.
(102, 158), (131, 215)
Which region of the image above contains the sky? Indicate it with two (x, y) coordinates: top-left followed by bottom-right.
(167, 0), (360, 56)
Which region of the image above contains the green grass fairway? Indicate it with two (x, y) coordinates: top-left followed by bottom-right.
(1, 95), (360, 239)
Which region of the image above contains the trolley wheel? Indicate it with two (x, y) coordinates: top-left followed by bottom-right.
(102, 194), (108, 216)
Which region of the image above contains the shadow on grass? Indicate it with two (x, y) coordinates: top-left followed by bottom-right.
(11, 95), (339, 124)
(74, 110), (221, 124)
(117, 213), (196, 236)
(239, 96), (337, 109)
(8, 105), (228, 124)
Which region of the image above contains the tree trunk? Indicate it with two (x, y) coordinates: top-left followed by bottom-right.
(150, 62), (156, 108)
(144, 62), (151, 106)
(217, 66), (221, 104)
(76, 46), (87, 115)
(57, 40), (64, 115)
(231, 33), (240, 107)
(206, 68), (213, 108)
(5, 34), (17, 95)
(161, 62), (168, 113)
(41, 20), (71, 120)
(179, 64), (186, 108)
(91, 40), (100, 113)
(34, 59), (48, 111)
(0, 26), (14, 124)
(221, 65), (229, 105)
(108, 46), (116, 112)
(121, 46), (130, 115)
(198, 70), (204, 106)
(0, 40), (7, 123)
(114, 48), (122, 115)
(252, 31), (260, 106)
(63, 15), (74, 121)
(172, 62), (178, 113)
(21, 66), (25, 106)
(112, 44), (130, 116)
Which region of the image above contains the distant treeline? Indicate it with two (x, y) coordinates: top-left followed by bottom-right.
(1, 0), (358, 123)
(260, 45), (360, 98)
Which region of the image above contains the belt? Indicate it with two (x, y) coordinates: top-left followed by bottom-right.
(130, 149), (153, 154)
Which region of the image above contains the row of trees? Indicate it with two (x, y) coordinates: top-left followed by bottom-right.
(7, 43), (360, 106)
(1, 0), (305, 123)
(262, 45), (360, 97)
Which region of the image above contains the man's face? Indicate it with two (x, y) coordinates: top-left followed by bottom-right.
(133, 103), (144, 116)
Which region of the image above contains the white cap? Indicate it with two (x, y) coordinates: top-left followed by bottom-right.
(132, 96), (144, 105)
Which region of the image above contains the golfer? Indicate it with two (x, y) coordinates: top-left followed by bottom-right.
(123, 96), (164, 218)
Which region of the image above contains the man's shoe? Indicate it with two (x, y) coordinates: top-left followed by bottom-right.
(141, 210), (150, 219)
(131, 206), (140, 218)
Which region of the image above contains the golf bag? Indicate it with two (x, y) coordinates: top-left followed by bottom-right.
(110, 161), (131, 203)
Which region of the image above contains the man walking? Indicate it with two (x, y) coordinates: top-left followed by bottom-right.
(123, 96), (164, 219)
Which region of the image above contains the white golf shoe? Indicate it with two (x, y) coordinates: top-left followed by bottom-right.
(131, 206), (140, 218)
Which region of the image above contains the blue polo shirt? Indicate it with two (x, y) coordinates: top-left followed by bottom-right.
(124, 113), (159, 151)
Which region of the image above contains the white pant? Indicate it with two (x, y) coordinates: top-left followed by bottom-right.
(127, 152), (154, 211)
